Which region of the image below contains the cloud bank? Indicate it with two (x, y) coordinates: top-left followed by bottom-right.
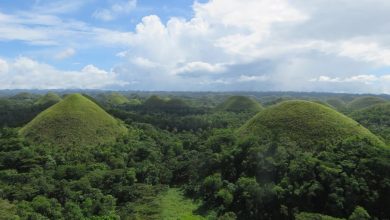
(1, 0), (390, 93)
(0, 57), (126, 89)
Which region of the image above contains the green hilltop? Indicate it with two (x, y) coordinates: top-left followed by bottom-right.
(34, 92), (62, 106)
(99, 93), (130, 106)
(239, 100), (384, 149)
(347, 96), (387, 111)
(351, 103), (390, 144)
(20, 93), (127, 148)
(142, 95), (191, 112)
(217, 96), (263, 113)
(326, 98), (346, 111)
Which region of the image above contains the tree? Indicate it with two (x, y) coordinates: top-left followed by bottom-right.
(349, 206), (370, 220)
(0, 199), (20, 220)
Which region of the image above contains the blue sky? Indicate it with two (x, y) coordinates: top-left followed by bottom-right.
(1, 0), (390, 93)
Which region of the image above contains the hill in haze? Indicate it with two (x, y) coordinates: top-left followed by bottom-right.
(238, 100), (384, 149)
(34, 92), (62, 107)
(217, 96), (263, 113)
(326, 98), (346, 112)
(20, 93), (127, 148)
(347, 96), (387, 111)
(98, 93), (130, 106)
(351, 103), (390, 144)
(142, 95), (191, 113)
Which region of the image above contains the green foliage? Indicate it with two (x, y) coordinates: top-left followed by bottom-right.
(216, 96), (263, 113)
(351, 103), (390, 144)
(158, 188), (205, 220)
(0, 92), (389, 220)
(98, 93), (130, 106)
(141, 95), (194, 114)
(0, 199), (20, 220)
(34, 92), (61, 107)
(326, 98), (346, 112)
(295, 212), (344, 220)
(218, 212), (237, 220)
(238, 100), (385, 149)
(347, 96), (387, 111)
(20, 94), (127, 147)
(0, 98), (42, 127)
(348, 206), (370, 220)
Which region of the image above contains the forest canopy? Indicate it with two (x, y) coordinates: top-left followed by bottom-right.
(0, 91), (389, 220)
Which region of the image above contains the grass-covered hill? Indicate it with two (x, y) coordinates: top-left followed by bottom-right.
(238, 100), (384, 149)
(217, 96), (263, 113)
(34, 92), (62, 107)
(326, 98), (346, 111)
(20, 93), (127, 148)
(141, 95), (192, 114)
(351, 103), (390, 144)
(10, 92), (39, 102)
(98, 93), (130, 106)
(346, 96), (387, 111)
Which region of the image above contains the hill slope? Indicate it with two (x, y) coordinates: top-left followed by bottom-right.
(99, 93), (130, 106)
(326, 98), (346, 111)
(347, 96), (387, 111)
(351, 103), (390, 144)
(239, 100), (384, 149)
(21, 94), (127, 147)
(142, 95), (191, 113)
(217, 96), (263, 113)
(34, 92), (62, 106)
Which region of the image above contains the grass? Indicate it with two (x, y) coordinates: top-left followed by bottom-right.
(351, 103), (390, 145)
(158, 188), (205, 220)
(346, 96), (387, 111)
(34, 92), (62, 106)
(20, 93), (127, 147)
(239, 100), (385, 149)
(122, 186), (207, 220)
(326, 98), (346, 111)
(217, 96), (263, 113)
(102, 93), (130, 105)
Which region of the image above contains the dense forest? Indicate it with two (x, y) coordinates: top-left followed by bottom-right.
(0, 91), (389, 220)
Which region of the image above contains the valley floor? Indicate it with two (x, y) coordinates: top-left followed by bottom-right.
(158, 188), (205, 220)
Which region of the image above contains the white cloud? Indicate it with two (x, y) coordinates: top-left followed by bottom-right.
(238, 75), (269, 82)
(337, 40), (390, 66)
(2, 0), (390, 93)
(112, 0), (309, 89)
(55, 48), (76, 60)
(0, 59), (9, 74)
(93, 0), (137, 21)
(173, 62), (226, 75)
(0, 11), (134, 47)
(131, 57), (160, 69)
(193, 0), (307, 56)
(32, 1), (87, 14)
(0, 57), (127, 89)
(311, 74), (390, 84)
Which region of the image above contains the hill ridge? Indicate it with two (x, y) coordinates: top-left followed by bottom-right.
(239, 100), (385, 149)
(21, 93), (127, 147)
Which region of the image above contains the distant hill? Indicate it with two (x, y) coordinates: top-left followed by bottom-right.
(10, 92), (39, 103)
(34, 92), (62, 107)
(238, 100), (384, 149)
(97, 93), (130, 106)
(351, 103), (390, 144)
(128, 98), (142, 106)
(347, 96), (387, 111)
(142, 95), (191, 113)
(143, 95), (168, 108)
(326, 98), (346, 111)
(217, 96), (263, 113)
(20, 94), (127, 147)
